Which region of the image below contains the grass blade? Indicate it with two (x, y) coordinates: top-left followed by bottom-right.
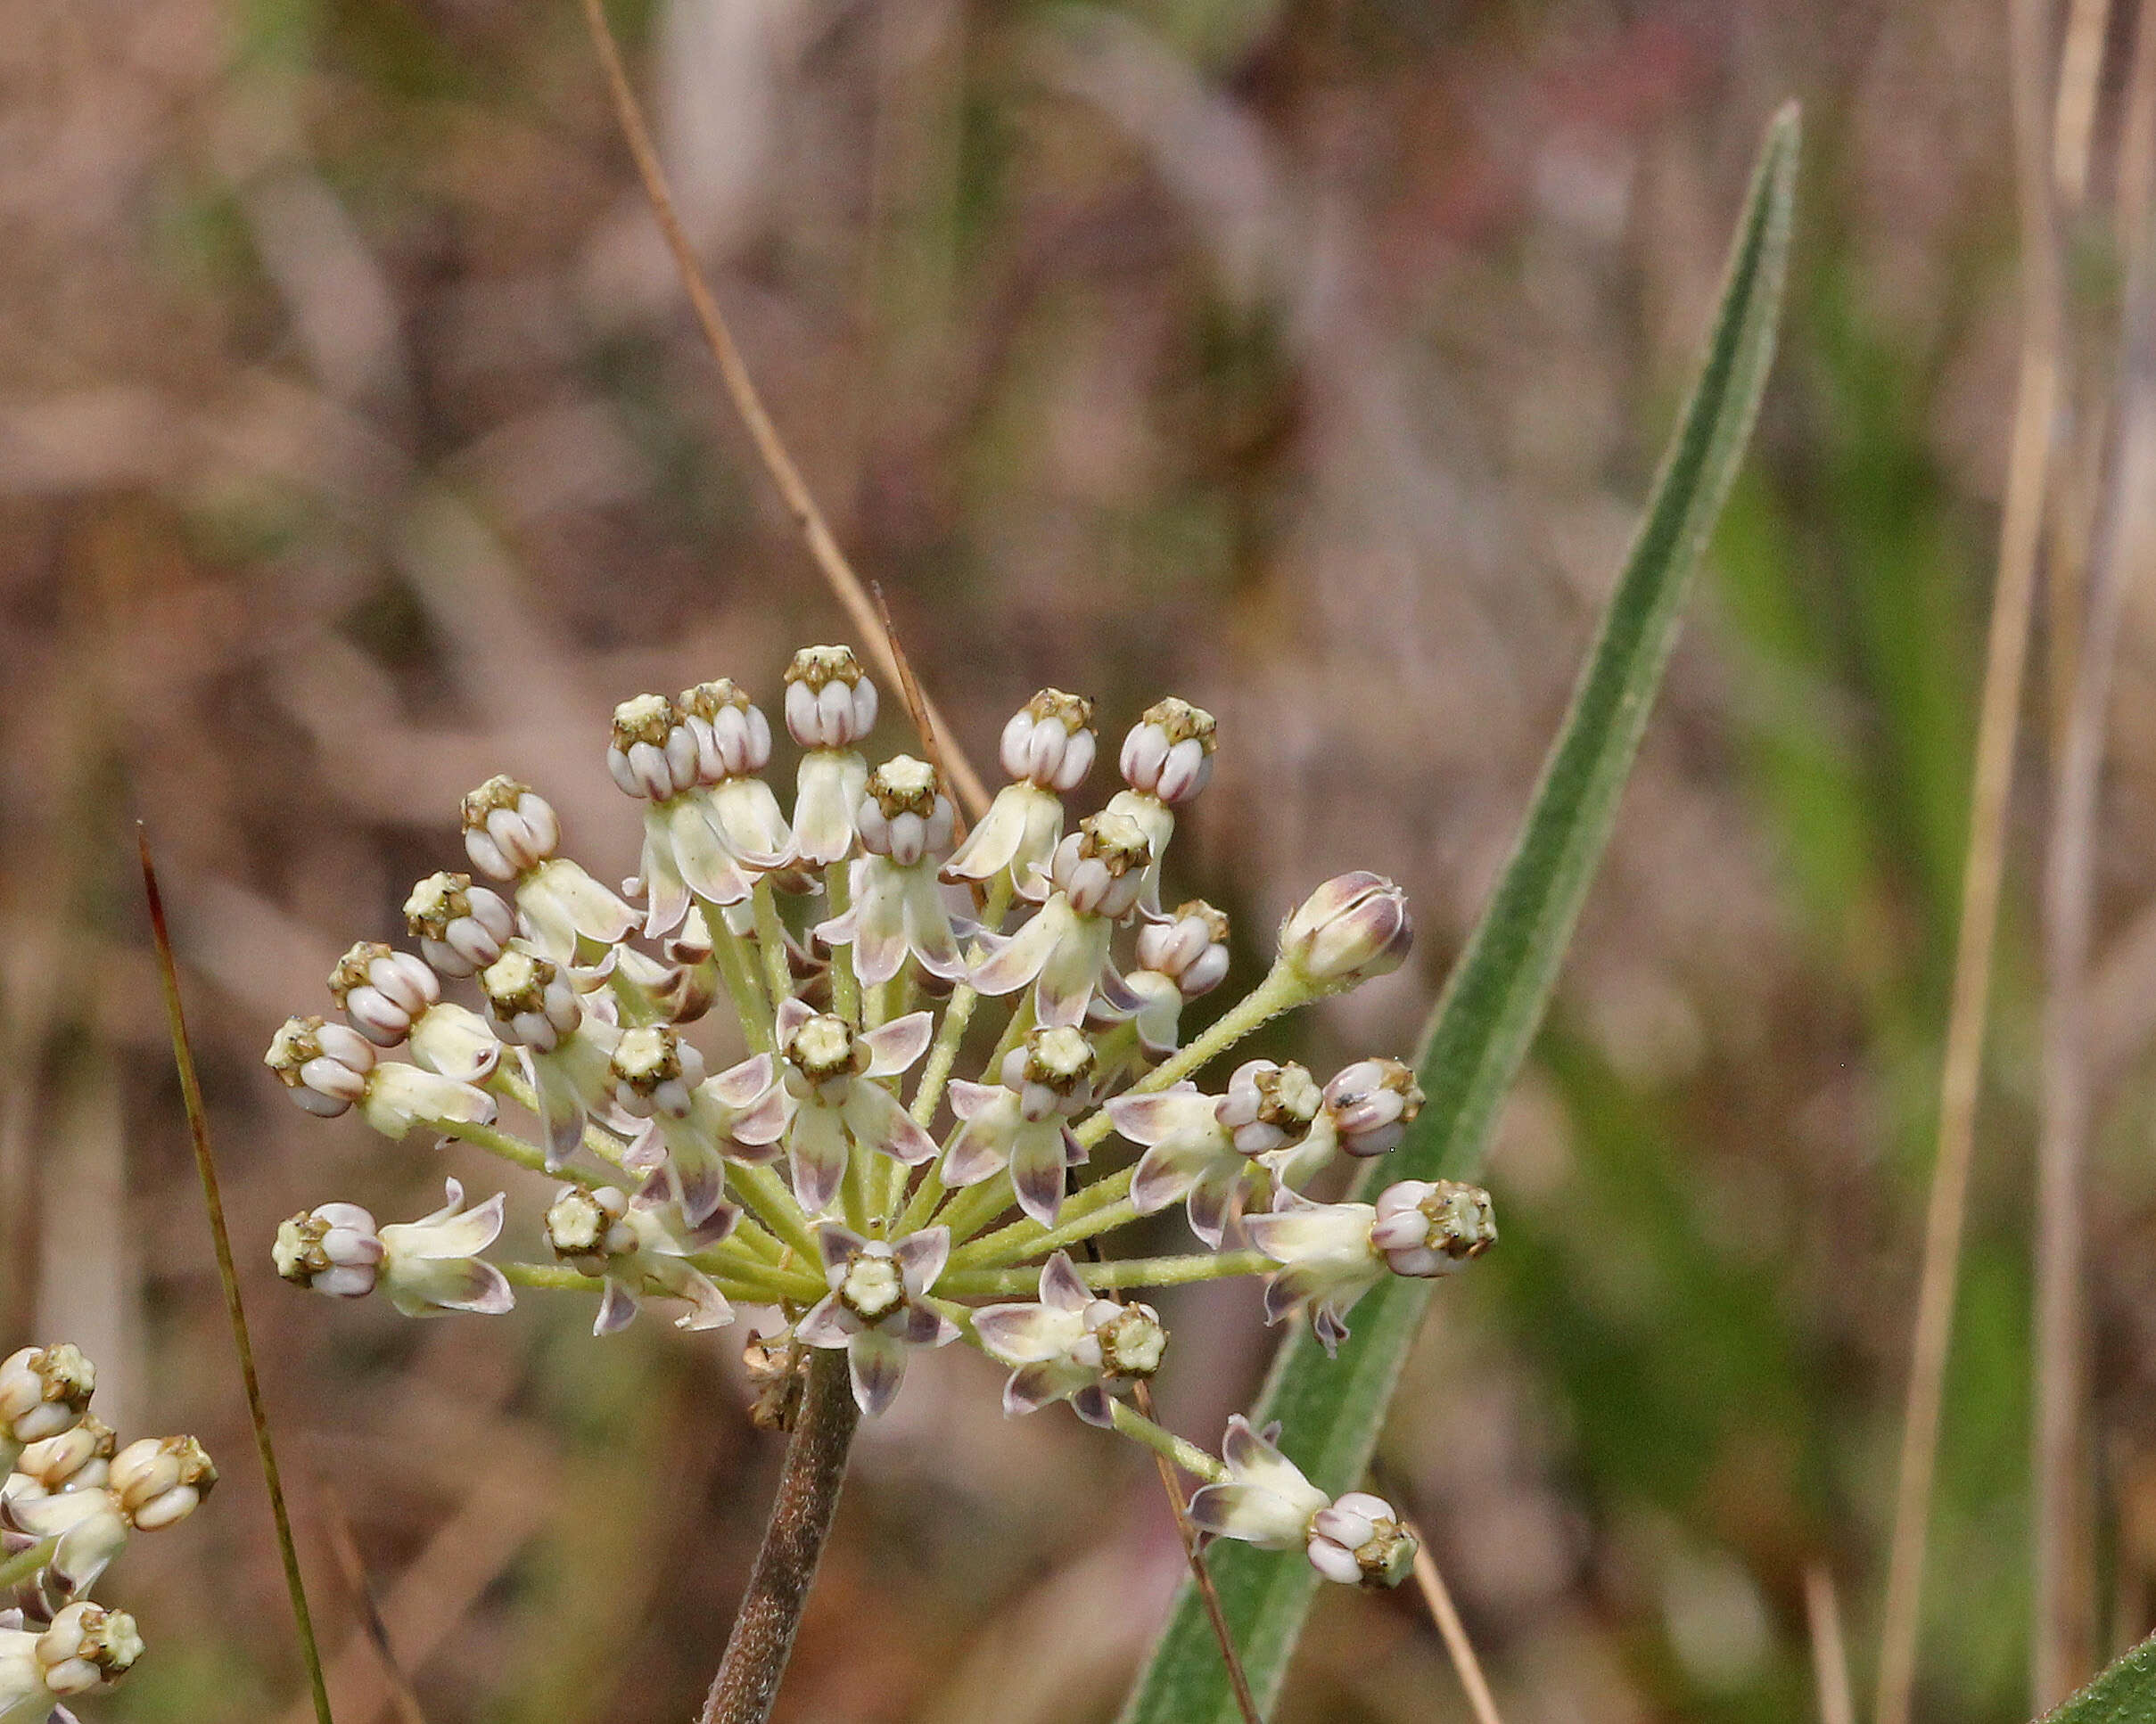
(1117, 103), (1798, 1724)
(140, 831), (335, 1724)
(2040, 1633), (2156, 1724)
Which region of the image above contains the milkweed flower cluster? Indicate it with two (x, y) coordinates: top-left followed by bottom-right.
(264, 647), (1496, 1590)
(1, 1345), (215, 1721)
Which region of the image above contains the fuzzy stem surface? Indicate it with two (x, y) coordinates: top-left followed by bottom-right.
(698, 1347), (861, 1724)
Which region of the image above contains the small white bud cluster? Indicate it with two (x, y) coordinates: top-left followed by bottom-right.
(479, 948), (581, 1052)
(1321, 1058), (1424, 1158)
(1119, 696), (1215, 807)
(273, 1203), (385, 1299)
(1134, 900), (1232, 999)
(784, 645), (879, 748)
(1216, 1060), (1323, 1156)
(328, 942), (440, 1046)
(610, 1024), (709, 1119)
(856, 757), (954, 865)
(263, 1016), (375, 1119)
(607, 694), (702, 803)
(1049, 810), (1153, 919)
(1370, 1179), (1498, 1277)
(1279, 871), (1414, 988)
(404, 871), (515, 977)
(680, 679), (776, 778)
(1, 1342), (215, 1695)
(460, 776), (562, 880)
(1305, 1490), (1419, 1589)
(999, 689), (1097, 791)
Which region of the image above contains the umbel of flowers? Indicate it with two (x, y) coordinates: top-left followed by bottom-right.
(0, 1345), (216, 1721)
(264, 649), (1496, 1591)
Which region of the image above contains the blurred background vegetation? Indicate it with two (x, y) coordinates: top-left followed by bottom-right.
(3, 0), (2149, 1719)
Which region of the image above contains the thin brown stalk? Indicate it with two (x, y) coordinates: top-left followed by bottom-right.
(2032, 13), (2156, 1698)
(1130, 1380), (1261, 1724)
(574, 0), (989, 821)
(315, 1477), (426, 1724)
(1873, 0), (2062, 1716)
(870, 579), (969, 846)
(1803, 1564), (1856, 1724)
(139, 832), (335, 1724)
(699, 1347), (861, 1724)
(1403, 1515), (1503, 1724)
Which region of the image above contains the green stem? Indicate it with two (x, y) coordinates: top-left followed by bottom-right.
(1110, 1401), (1230, 1486)
(911, 875), (1014, 1129)
(491, 1070), (637, 1173)
(950, 1171), (1137, 1267)
(729, 1162), (824, 1261)
(939, 1251), (1269, 1298)
(446, 1119), (609, 1186)
(824, 865), (861, 1024)
(707, 905), (777, 1052)
(934, 1170), (1018, 1246)
(504, 1261), (605, 1292)
(0, 1536), (58, 1591)
(752, 883), (796, 1014)
(1071, 965), (1308, 1152)
(895, 1162), (948, 1235)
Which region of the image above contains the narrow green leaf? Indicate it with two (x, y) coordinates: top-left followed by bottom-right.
(2041, 1636), (2156, 1724)
(1120, 103), (1800, 1724)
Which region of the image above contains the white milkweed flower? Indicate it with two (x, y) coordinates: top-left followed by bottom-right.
(5, 1436), (212, 1600)
(265, 646), (1494, 1589)
(0, 1350), (94, 1465)
(1369, 1179), (1499, 1277)
(545, 1185), (735, 1335)
(1257, 1055), (1423, 1191)
(1115, 1060), (1321, 1247)
(1278, 871), (1414, 989)
(942, 1026), (1095, 1224)
(106, 1438), (216, 1533)
(264, 1015), (498, 1140)
(775, 1001), (936, 1214)
(402, 870), (517, 979)
(272, 1203), (386, 1300)
(608, 1026), (782, 1227)
(1, 1602), (143, 1706)
(973, 1252), (1164, 1425)
(372, 1179), (515, 1318)
(460, 776), (638, 964)
(327, 941), (501, 1085)
(1185, 1416), (1416, 1589)
(815, 756), (966, 985)
(796, 1226), (959, 1416)
(783, 646), (878, 866)
(479, 946), (618, 1166)
(942, 689), (1095, 897)
(1094, 899), (1231, 1057)
(969, 810), (1153, 1029)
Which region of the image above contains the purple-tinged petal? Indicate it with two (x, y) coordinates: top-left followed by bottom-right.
(945, 1080), (1000, 1122)
(816, 1222), (868, 1278)
(727, 1087), (791, 1149)
(1039, 1251), (1091, 1314)
(893, 1226), (950, 1295)
(795, 1295), (854, 1348)
(672, 1271), (734, 1332)
(710, 1053), (775, 1109)
(1103, 1087), (1206, 1146)
(776, 996), (815, 1041)
(845, 1082), (939, 1166)
(1010, 1124), (1067, 1225)
(860, 1011), (934, 1077)
(594, 1279), (641, 1336)
(847, 1330), (908, 1416)
(788, 1108), (851, 1215)
(968, 899), (1064, 995)
(1071, 1383), (1116, 1428)
(974, 1302), (1074, 1363)
(1004, 1360), (1082, 1416)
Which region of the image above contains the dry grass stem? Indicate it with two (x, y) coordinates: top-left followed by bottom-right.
(140, 830), (337, 1724)
(1873, 0), (2063, 1716)
(1128, 1381), (1261, 1724)
(574, 0), (989, 819)
(1804, 1564), (1856, 1724)
(1404, 1514), (1504, 1724)
(316, 1478), (428, 1724)
(870, 579), (969, 845)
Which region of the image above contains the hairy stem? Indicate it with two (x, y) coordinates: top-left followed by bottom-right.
(699, 1348), (861, 1724)
(950, 1180), (1138, 1267)
(0, 1536), (59, 1591)
(938, 1251), (1267, 1298)
(1109, 1400), (1230, 1485)
(825, 865), (861, 1024)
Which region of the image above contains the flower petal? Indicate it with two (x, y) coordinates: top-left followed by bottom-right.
(893, 1226), (950, 1295)
(1039, 1251), (1092, 1314)
(861, 1011), (934, 1077)
(795, 1295), (854, 1348)
(847, 1329), (908, 1416)
(789, 1107), (851, 1215)
(973, 1302), (1078, 1364)
(844, 1081), (939, 1165)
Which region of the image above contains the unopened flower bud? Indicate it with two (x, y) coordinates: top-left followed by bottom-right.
(34, 1601), (143, 1695)
(784, 646), (878, 748)
(1306, 1490), (1417, 1589)
(1215, 1061), (1322, 1155)
(1370, 1180), (1497, 1277)
(327, 942), (441, 1047)
(857, 756), (954, 865)
(1321, 1058), (1423, 1157)
(404, 871), (515, 977)
(8, 1414), (116, 1499)
(459, 776), (562, 879)
(109, 1436), (216, 1531)
(1050, 810), (1153, 919)
(479, 948), (581, 1051)
(679, 678), (775, 780)
(265, 1015), (378, 1117)
(1135, 900), (1232, 997)
(1119, 697), (1215, 806)
(274, 1203), (385, 1299)
(608, 693), (700, 802)
(1000, 689), (1097, 792)
(1279, 872), (1413, 988)
(0, 1346), (95, 1449)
